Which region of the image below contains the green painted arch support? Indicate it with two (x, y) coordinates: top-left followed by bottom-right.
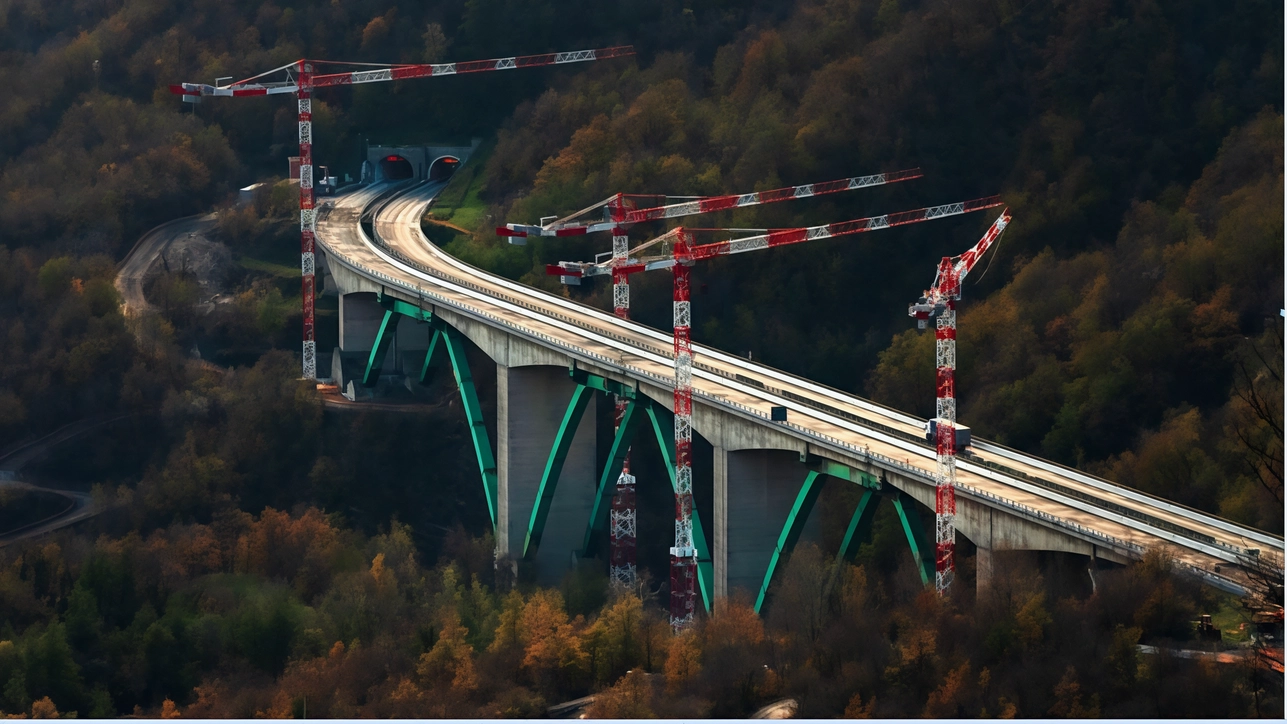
(372, 295), (499, 534)
(378, 294), (435, 322)
(578, 399), (713, 614)
(890, 490), (935, 587)
(838, 489), (879, 562)
(439, 324), (499, 529)
(646, 404), (713, 614)
(754, 470), (825, 614)
(753, 458), (881, 614)
(362, 309), (404, 387)
(419, 328), (444, 384)
(570, 363), (636, 399)
(523, 383), (595, 561)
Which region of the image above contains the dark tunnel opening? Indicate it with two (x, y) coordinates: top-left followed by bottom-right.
(380, 155), (414, 181)
(429, 156), (460, 182)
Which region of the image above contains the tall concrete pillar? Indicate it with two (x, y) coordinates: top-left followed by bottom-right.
(496, 363), (511, 557)
(725, 449), (819, 600)
(976, 545), (994, 595)
(339, 292), (384, 352)
(712, 445), (729, 605)
(494, 365), (598, 585)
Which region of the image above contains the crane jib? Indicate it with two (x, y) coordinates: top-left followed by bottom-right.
(686, 196), (1003, 260)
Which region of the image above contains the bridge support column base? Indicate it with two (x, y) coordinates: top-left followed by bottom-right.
(496, 365), (598, 585)
(713, 445), (728, 606)
(726, 449), (818, 602)
(977, 545), (994, 596)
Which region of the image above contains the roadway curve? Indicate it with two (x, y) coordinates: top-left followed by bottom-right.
(315, 179), (1282, 590)
(116, 213), (217, 316)
(0, 415), (127, 546)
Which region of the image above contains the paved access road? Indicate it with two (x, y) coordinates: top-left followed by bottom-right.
(116, 214), (217, 316)
(0, 414), (128, 546)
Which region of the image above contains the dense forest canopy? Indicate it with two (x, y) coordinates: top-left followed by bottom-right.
(0, 0), (1282, 718)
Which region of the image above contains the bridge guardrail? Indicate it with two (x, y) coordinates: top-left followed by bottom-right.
(318, 196), (1266, 585)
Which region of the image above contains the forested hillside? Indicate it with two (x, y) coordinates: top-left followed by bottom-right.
(1, 1), (1281, 526)
(0, 0), (1282, 718)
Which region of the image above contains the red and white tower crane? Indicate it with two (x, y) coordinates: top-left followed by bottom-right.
(908, 209), (1011, 595)
(549, 195), (1004, 628)
(508, 168), (921, 593)
(607, 196), (638, 591)
(170, 46), (634, 379)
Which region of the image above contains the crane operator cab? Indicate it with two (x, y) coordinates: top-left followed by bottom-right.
(925, 419), (971, 450)
(909, 295), (946, 330)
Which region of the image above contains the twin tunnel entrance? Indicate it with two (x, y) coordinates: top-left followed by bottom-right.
(378, 154), (459, 182)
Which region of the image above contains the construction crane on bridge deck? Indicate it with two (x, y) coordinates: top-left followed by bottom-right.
(503, 168), (921, 593)
(908, 209), (1011, 596)
(170, 45), (634, 380)
(547, 195), (1004, 628)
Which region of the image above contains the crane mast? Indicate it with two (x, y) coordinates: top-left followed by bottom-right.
(171, 46), (634, 379)
(608, 198), (638, 592)
(908, 210), (1011, 595)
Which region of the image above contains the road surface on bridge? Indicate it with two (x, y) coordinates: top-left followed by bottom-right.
(313, 179), (1281, 589)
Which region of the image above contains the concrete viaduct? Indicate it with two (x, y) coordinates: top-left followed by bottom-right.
(310, 149), (1280, 613)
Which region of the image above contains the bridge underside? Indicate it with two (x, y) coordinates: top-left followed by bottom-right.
(321, 251), (1225, 611)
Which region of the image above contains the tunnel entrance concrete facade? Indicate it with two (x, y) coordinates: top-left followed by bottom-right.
(366, 141), (478, 183)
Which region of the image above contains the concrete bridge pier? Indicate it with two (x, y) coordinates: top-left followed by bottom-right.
(334, 292), (431, 388)
(495, 364), (599, 585)
(722, 449), (823, 604)
(976, 545), (994, 595)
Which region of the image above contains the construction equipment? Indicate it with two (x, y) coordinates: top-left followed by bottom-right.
(908, 210), (1011, 595)
(497, 168), (923, 239)
(170, 46), (634, 380)
(512, 169), (919, 593)
(549, 195), (1004, 627)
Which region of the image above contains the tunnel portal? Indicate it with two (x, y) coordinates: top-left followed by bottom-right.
(429, 156), (460, 182)
(380, 155), (414, 181)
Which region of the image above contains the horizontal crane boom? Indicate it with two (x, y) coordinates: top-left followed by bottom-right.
(548, 195), (1004, 280)
(169, 46), (634, 98)
(498, 168), (923, 238)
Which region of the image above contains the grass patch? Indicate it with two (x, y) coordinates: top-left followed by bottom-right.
(237, 255), (300, 278)
(1210, 594), (1252, 644)
(428, 141), (492, 232)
